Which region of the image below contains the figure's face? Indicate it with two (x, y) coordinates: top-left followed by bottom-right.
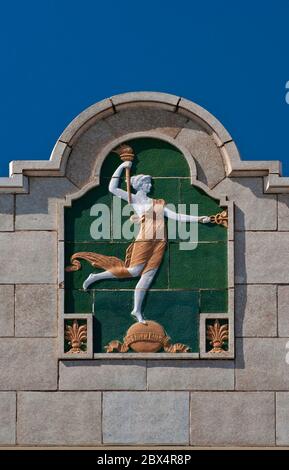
(140, 178), (152, 194)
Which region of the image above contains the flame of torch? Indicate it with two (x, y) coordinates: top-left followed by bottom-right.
(113, 144), (135, 203)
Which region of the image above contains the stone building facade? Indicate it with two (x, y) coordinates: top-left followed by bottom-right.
(1, 91), (289, 447)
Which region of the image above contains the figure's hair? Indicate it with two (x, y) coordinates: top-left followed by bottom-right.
(131, 174), (151, 191)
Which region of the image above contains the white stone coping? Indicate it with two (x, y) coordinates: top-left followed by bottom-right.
(1, 91), (286, 193)
(92, 353), (200, 359)
(0, 174), (28, 193)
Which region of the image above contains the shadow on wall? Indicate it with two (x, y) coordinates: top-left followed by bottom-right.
(235, 208), (246, 369)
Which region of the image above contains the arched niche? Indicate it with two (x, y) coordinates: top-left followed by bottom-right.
(60, 136), (233, 358)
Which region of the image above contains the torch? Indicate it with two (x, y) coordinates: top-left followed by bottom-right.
(113, 144), (135, 203)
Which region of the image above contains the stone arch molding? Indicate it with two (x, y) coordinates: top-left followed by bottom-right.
(1, 91), (286, 194)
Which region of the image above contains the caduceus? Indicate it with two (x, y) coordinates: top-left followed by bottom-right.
(113, 144), (135, 203)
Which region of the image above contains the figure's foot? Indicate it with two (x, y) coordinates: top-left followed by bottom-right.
(131, 310), (147, 324)
(83, 273), (97, 291)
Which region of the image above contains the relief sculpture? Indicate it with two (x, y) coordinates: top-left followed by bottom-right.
(66, 144), (211, 325)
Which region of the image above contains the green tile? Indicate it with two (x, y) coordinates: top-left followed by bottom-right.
(93, 290), (199, 353)
(65, 241), (169, 290)
(143, 290), (199, 352)
(180, 179), (221, 211)
(65, 289), (94, 314)
(150, 178), (180, 205)
(65, 181), (112, 242)
(101, 138), (190, 178)
(100, 153), (123, 177)
(180, 179), (227, 242)
(175, 220), (227, 243)
(169, 242), (227, 289)
(93, 291), (134, 353)
(200, 290), (228, 313)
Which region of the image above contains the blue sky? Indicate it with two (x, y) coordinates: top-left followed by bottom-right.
(0, 0), (289, 175)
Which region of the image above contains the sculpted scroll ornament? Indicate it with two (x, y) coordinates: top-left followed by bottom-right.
(105, 321), (190, 353)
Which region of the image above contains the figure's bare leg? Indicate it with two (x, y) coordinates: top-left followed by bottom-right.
(83, 263), (145, 291)
(131, 268), (158, 323)
(83, 271), (116, 290)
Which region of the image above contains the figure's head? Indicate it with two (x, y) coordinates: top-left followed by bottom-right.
(131, 175), (152, 194)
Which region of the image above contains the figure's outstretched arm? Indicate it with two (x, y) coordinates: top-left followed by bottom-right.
(164, 206), (211, 224)
(108, 161), (132, 201)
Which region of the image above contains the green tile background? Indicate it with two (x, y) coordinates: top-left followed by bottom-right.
(200, 290), (228, 313)
(65, 180), (112, 242)
(64, 137), (228, 354)
(169, 242), (227, 289)
(101, 138), (190, 178)
(93, 290), (199, 353)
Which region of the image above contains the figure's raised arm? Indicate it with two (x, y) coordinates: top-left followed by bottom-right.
(164, 206), (211, 224)
(108, 161), (132, 201)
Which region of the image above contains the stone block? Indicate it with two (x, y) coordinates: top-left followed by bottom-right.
(147, 360), (234, 390)
(105, 107), (189, 139)
(0, 392), (16, 444)
(278, 194), (289, 230)
(0, 195), (14, 231)
(0, 232), (57, 284)
(177, 97), (233, 144)
(59, 360), (146, 390)
(16, 177), (77, 230)
(176, 127), (225, 188)
(17, 392), (101, 445)
(235, 232), (289, 284)
(66, 120), (115, 187)
(111, 91), (179, 111)
(0, 285), (14, 337)
(278, 286), (289, 337)
(235, 338), (289, 390)
(0, 338), (57, 390)
(190, 392), (275, 446)
(216, 177), (277, 230)
(59, 97), (114, 144)
(103, 392), (189, 444)
(235, 285), (277, 337)
(276, 392), (289, 445)
(15, 285), (57, 337)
